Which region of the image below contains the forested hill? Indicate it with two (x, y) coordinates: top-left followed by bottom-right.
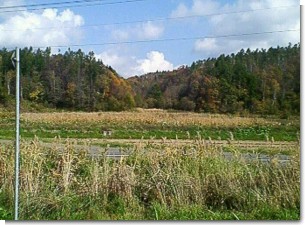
(128, 43), (300, 116)
(0, 48), (135, 111)
(0, 43), (300, 115)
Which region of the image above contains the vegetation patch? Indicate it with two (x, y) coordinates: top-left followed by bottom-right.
(0, 110), (300, 141)
(0, 138), (300, 220)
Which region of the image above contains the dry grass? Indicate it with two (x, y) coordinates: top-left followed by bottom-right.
(21, 109), (278, 128)
(0, 137), (300, 220)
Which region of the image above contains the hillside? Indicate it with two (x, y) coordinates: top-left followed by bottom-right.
(0, 48), (135, 111)
(0, 43), (300, 116)
(128, 43), (300, 116)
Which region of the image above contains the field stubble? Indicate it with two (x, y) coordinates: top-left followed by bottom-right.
(21, 110), (281, 127)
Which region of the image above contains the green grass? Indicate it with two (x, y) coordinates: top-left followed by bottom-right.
(145, 203), (300, 220)
(1, 198), (300, 220)
(0, 121), (299, 141)
(0, 207), (11, 220)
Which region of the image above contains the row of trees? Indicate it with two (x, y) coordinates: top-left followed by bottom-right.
(129, 43), (300, 116)
(0, 48), (135, 111)
(0, 43), (300, 115)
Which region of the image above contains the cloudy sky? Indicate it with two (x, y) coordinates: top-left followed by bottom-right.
(0, 0), (300, 77)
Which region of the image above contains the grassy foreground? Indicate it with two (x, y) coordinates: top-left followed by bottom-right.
(0, 138), (300, 220)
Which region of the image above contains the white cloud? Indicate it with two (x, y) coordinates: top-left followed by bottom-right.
(96, 51), (121, 67)
(96, 50), (174, 77)
(134, 51), (174, 75)
(0, 8), (84, 48)
(171, 3), (189, 17)
(171, 0), (299, 58)
(171, 0), (220, 17)
(96, 48), (139, 78)
(138, 22), (164, 39)
(194, 38), (218, 52)
(111, 22), (164, 41)
(112, 30), (130, 40)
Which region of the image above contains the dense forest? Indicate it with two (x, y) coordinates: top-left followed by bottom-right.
(0, 47), (135, 111)
(129, 43), (300, 116)
(0, 43), (300, 115)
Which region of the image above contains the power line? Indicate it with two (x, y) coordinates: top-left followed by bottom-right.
(0, 4), (298, 32)
(0, 0), (150, 13)
(29, 28), (300, 49)
(0, 0), (99, 10)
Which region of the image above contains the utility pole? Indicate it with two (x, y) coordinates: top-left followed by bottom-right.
(11, 47), (20, 220)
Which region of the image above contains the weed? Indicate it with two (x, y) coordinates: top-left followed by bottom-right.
(0, 136), (300, 220)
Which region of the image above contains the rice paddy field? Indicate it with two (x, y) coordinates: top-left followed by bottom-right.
(0, 109), (301, 220)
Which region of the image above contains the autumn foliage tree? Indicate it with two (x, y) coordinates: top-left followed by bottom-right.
(0, 48), (135, 111)
(0, 43), (300, 115)
(128, 43), (300, 116)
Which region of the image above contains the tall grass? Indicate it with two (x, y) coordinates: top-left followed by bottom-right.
(0, 138), (300, 220)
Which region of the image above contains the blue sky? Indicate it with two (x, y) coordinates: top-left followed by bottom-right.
(0, 0), (300, 77)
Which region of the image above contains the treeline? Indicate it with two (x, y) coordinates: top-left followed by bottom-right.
(0, 43), (300, 115)
(129, 43), (300, 116)
(0, 48), (135, 111)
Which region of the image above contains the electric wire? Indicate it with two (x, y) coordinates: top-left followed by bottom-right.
(29, 28), (299, 49)
(0, 1), (299, 51)
(0, 4), (299, 32)
(0, 0), (101, 10)
(0, 0), (150, 13)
